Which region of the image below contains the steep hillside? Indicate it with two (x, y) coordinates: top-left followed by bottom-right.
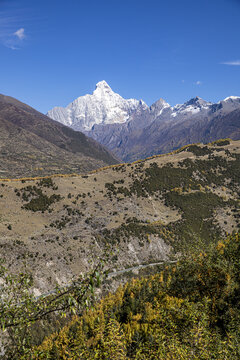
(122, 104), (240, 162)
(88, 96), (240, 162)
(0, 94), (118, 178)
(37, 232), (240, 359)
(0, 140), (239, 294)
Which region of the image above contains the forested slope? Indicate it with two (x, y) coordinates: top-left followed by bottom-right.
(37, 232), (240, 359)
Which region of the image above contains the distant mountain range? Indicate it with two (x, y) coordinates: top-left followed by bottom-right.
(47, 81), (240, 161)
(0, 94), (117, 178)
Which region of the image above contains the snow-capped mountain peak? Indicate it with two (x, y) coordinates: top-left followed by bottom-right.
(93, 80), (114, 97)
(171, 97), (212, 117)
(223, 96), (240, 103)
(96, 80), (110, 87)
(95, 80), (112, 90)
(47, 81), (148, 131)
(150, 98), (171, 117)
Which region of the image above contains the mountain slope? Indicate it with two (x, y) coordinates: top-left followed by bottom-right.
(122, 103), (240, 162)
(86, 95), (240, 161)
(0, 94), (118, 178)
(38, 232), (240, 359)
(0, 139), (239, 293)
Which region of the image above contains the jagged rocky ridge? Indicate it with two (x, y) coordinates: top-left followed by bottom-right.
(48, 82), (240, 162)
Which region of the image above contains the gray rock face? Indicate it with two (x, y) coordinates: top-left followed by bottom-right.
(47, 83), (240, 161)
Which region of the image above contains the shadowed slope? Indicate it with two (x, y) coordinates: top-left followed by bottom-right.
(0, 95), (118, 178)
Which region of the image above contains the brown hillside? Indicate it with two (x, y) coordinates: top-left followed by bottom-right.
(0, 139), (239, 294)
(0, 95), (118, 178)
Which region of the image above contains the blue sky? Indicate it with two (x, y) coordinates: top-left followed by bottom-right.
(1, 0), (240, 113)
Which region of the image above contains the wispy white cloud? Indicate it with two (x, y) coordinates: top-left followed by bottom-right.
(196, 81), (202, 86)
(221, 60), (240, 66)
(14, 27), (25, 40)
(0, 8), (28, 49)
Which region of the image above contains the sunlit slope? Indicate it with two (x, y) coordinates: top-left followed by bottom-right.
(37, 232), (240, 359)
(0, 140), (239, 293)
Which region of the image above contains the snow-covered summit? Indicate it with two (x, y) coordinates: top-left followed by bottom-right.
(47, 81), (148, 131)
(171, 96), (212, 118)
(94, 80), (112, 91)
(150, 98), (171, 117)
(223, 96), (240, 103)
(211, 96), (240, 114)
